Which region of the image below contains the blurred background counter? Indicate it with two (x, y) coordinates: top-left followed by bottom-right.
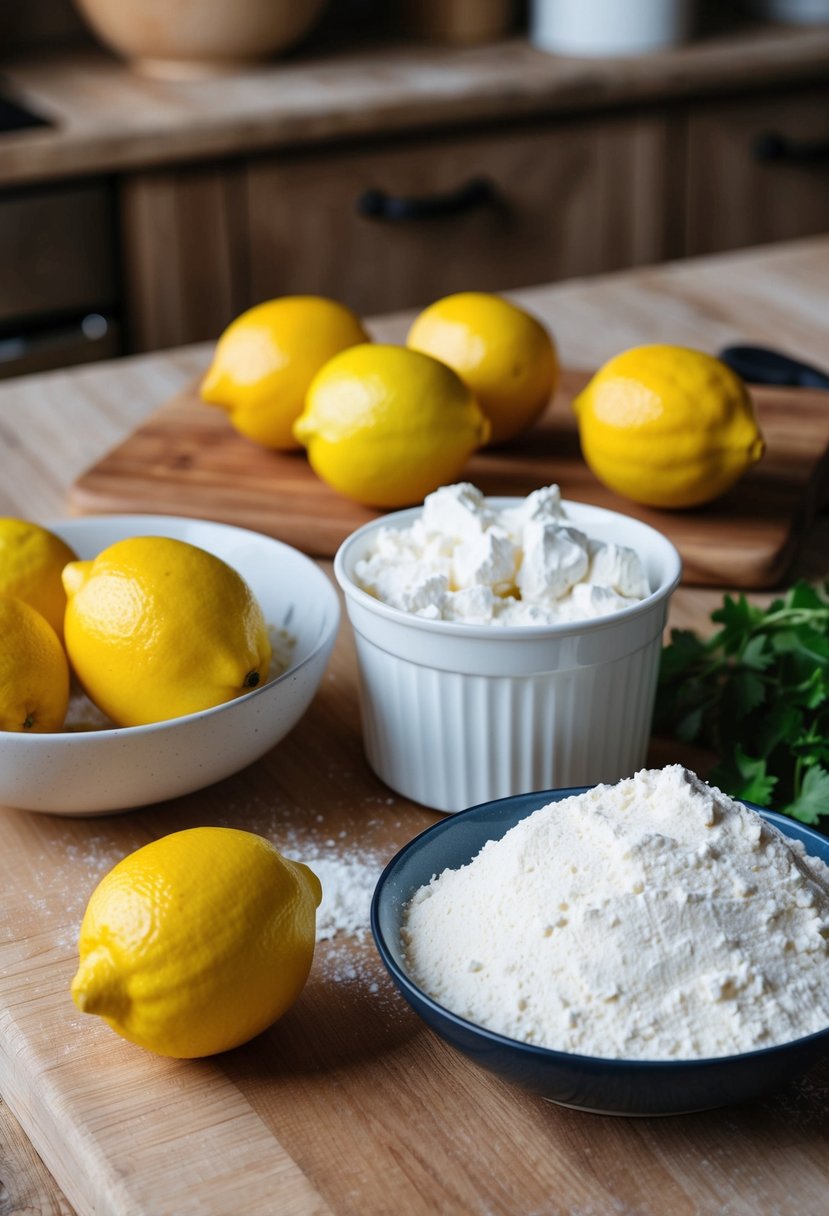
(0, 0), (827, 375)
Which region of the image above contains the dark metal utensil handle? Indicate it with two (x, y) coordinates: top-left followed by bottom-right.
(753, 131), (829, 165)
(356, 177), (497, 222)
(719, 344), (829, 391)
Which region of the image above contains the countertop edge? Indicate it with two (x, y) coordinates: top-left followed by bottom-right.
(0, 25), (828, 187)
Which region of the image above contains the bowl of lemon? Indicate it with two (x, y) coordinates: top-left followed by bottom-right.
(0, 515), (339, 815)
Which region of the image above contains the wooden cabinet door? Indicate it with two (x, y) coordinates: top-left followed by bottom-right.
(0, 180), (117, 326)
(120, 113), (674, 351)
(120, 164), (249, 352)
(685, 85), (829, 257)
(243, 115), (675, 318)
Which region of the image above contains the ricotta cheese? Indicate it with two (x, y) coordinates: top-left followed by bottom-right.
(402, 766), (829, 1060)
(354, 482), (649, 625)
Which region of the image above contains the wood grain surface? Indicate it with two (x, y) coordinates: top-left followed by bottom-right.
(1, 25), (828, 188)
(2, 238), (829, 1216)
(68, 370), (829, 589)
(2, 627), (829, 1216)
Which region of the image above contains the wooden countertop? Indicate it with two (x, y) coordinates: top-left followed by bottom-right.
(1, 237), (829, 1215)
(1, 20), (829, 187)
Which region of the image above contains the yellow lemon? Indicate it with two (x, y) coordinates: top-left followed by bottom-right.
(293, 343), (490, 507)
(406, 291), (559, 445)
(0, 595), (69, 732)
(573, 344), (766, 509)
(200, 295), (370, 450)
(0, 518), (77, 640)
(62, 537), (271, 727)
(71, 827), (321, 1058)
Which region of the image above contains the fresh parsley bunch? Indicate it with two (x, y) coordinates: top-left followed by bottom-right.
(654, 580), (829, 825)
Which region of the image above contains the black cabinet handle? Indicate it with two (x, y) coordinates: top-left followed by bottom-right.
(752, 130), (829, 165)
(356, 177), (498, 222)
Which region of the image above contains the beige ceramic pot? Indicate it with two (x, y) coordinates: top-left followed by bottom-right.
(73, 0), (327, 78)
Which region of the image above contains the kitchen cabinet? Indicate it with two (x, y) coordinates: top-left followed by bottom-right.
(2, 28), (827, 357)
(118, 84), (829, 355)
(243, 116), (677, 315)
(0, 179), (121, 377)
(685, 83), (829, 256)
(120, 113), (678, 351)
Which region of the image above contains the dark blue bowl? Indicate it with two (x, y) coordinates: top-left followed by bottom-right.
(371, 787), (829, 1116)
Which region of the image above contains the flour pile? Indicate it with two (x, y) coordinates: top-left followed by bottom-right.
(402, 766), (829, 1060)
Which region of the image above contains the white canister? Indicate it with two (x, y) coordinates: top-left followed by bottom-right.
(530, 0), (693, 56)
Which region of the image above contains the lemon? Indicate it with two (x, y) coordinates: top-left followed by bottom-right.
(293, 343), (490, 507)
(62, 537), (271, 727)
(0, 518), (77, 640)
(71, 827), (321, 1058)
(0, 595), (70, 732)
(406, 291), (559, 445)
(200, 295), (370, 450)
(573, 344), (766, 509)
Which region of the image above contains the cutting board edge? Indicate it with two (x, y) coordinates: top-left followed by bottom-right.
(66, 376), (829, 592)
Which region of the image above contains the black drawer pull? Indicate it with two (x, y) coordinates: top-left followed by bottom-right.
(356, 177), (497, 222)
(753, 131), (829, 165)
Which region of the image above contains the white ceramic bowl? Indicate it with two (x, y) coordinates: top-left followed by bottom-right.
(334, 499), (681, 813)
(0, 516), (339, 816)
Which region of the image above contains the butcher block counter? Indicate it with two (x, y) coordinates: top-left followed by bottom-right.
(0, 21), (826, 187)
(2, 237), (829, 1216)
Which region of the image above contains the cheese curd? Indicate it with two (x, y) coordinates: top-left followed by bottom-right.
(354, 483), (649, 625)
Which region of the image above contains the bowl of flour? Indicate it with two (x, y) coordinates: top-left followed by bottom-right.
(334, 482), (681, 813)
(371, 766), (829, 1115)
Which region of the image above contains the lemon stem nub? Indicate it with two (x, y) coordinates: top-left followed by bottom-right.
(243, 671), (260, 689)
(72, 948), (128, 1019)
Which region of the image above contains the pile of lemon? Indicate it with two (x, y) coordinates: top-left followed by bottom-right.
(202, 292), (765, 511)
(201, 291), (559, 508)
(0, 520), (271, 735)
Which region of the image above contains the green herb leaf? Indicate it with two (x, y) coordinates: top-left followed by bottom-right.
(710, 747), (777, 808)
(656, 578), (829, 826)
(782, 765), (829, 826)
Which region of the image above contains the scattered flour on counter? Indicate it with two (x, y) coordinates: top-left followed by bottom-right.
(303, 854), (381, 942)
(283, 843), (395, 1002)
(214, 791), (392, 952)
(402, 766), (829, 1061)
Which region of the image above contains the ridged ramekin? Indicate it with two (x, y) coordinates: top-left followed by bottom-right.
(334, 500), (681, 813)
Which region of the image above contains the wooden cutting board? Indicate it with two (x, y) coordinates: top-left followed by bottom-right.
(68, 370), (829, 587)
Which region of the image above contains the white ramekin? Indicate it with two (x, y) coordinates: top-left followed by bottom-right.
(334, 499), (681, 814)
